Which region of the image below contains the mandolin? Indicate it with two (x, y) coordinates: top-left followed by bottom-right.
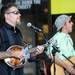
(4, 40), (51, 69)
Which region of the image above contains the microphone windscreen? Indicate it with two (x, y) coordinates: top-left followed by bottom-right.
(27, 22), (32, 27)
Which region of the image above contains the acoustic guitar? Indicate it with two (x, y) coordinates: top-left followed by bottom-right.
(51, 56), (75, 75)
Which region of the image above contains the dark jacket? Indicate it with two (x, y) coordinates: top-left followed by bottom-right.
(0, 22), (24, 75)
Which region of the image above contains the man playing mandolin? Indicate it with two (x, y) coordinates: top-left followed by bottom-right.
(0, 3), (44, 75)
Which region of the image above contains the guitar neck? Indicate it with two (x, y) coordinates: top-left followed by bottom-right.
(29, 47), (37, 53)
(29, 42), (49, 54)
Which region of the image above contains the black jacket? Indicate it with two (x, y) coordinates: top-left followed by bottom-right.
(0, 22), (24, 75)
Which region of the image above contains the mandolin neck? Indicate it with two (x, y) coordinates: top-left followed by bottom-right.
(29, 42), (49, 54)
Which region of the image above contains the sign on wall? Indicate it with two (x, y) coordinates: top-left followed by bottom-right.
(16, 0), (41, 9)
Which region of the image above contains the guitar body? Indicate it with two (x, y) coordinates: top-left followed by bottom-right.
(51, 56), (75, 75)
(4, 45), (39, 69)
(4, 45), (26, 69)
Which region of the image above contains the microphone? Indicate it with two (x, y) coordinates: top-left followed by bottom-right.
(27, 22), (42, 32)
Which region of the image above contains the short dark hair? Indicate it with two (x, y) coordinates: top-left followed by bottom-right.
(0, 3), (17, 24)
(1, 3), (17, 16)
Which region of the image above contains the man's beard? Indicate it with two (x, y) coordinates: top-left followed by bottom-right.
(16, 20), (21, 25)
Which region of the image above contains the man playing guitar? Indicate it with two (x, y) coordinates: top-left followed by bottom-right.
(46, 15), (75, 75)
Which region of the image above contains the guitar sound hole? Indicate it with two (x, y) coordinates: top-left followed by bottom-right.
(10, 58), (21, 66)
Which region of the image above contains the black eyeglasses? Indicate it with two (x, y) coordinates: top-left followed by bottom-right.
(6, 11), (20, 15)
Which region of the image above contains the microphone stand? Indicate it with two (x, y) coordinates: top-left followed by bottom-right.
(41, 31), (60, 75)
(33, 28), (58, 75)
(39, 30), (59, 75)
(40, 30), (61, 75)
(52, 46), (60, 75)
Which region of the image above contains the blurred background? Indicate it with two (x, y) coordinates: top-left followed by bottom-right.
(0, 0), (75, 75)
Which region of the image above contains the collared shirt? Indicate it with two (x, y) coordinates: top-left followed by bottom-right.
(0, 22), (23, 75)
(0, 23), (23, 51)
(46, 32), (75, 60)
